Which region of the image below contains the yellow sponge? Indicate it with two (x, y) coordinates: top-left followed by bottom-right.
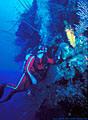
(65, 28), (76, 48)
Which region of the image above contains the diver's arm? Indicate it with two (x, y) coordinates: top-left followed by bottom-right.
(6, 72), (26, 90)
(47, 55), (64, 64)
(47, 57), (55, 64)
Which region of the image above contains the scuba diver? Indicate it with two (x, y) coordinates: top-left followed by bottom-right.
(0, 45), (60, 102)
(47, 34), (63, 58)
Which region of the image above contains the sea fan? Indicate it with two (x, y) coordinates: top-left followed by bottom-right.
(75, 0), (88, 34)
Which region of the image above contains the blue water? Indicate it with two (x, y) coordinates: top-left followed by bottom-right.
(0, 0), (33, 70)
(0, 1), (34, 120)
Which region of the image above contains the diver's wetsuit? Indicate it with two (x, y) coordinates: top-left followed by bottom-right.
(7, 55), (55, 90)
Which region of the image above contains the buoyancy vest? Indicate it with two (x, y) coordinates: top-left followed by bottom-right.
(33, 54), (48, 76)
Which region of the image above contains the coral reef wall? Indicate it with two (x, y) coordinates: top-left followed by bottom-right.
(14, 0), (88, 119)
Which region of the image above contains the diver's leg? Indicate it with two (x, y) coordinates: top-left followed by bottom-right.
(6, 72), (27, 90)
(25, 56), (38, 84)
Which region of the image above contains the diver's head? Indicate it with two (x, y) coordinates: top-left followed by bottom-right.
(37, 49), (44, 59)
(38, 45), (47, 53)
(37, 45), (47, 58)
(37, 52), (44, 58)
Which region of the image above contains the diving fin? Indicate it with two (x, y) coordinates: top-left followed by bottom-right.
(0, 84), (6, 99)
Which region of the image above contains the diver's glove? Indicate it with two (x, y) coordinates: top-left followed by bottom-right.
(26, 89), (32, 96)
